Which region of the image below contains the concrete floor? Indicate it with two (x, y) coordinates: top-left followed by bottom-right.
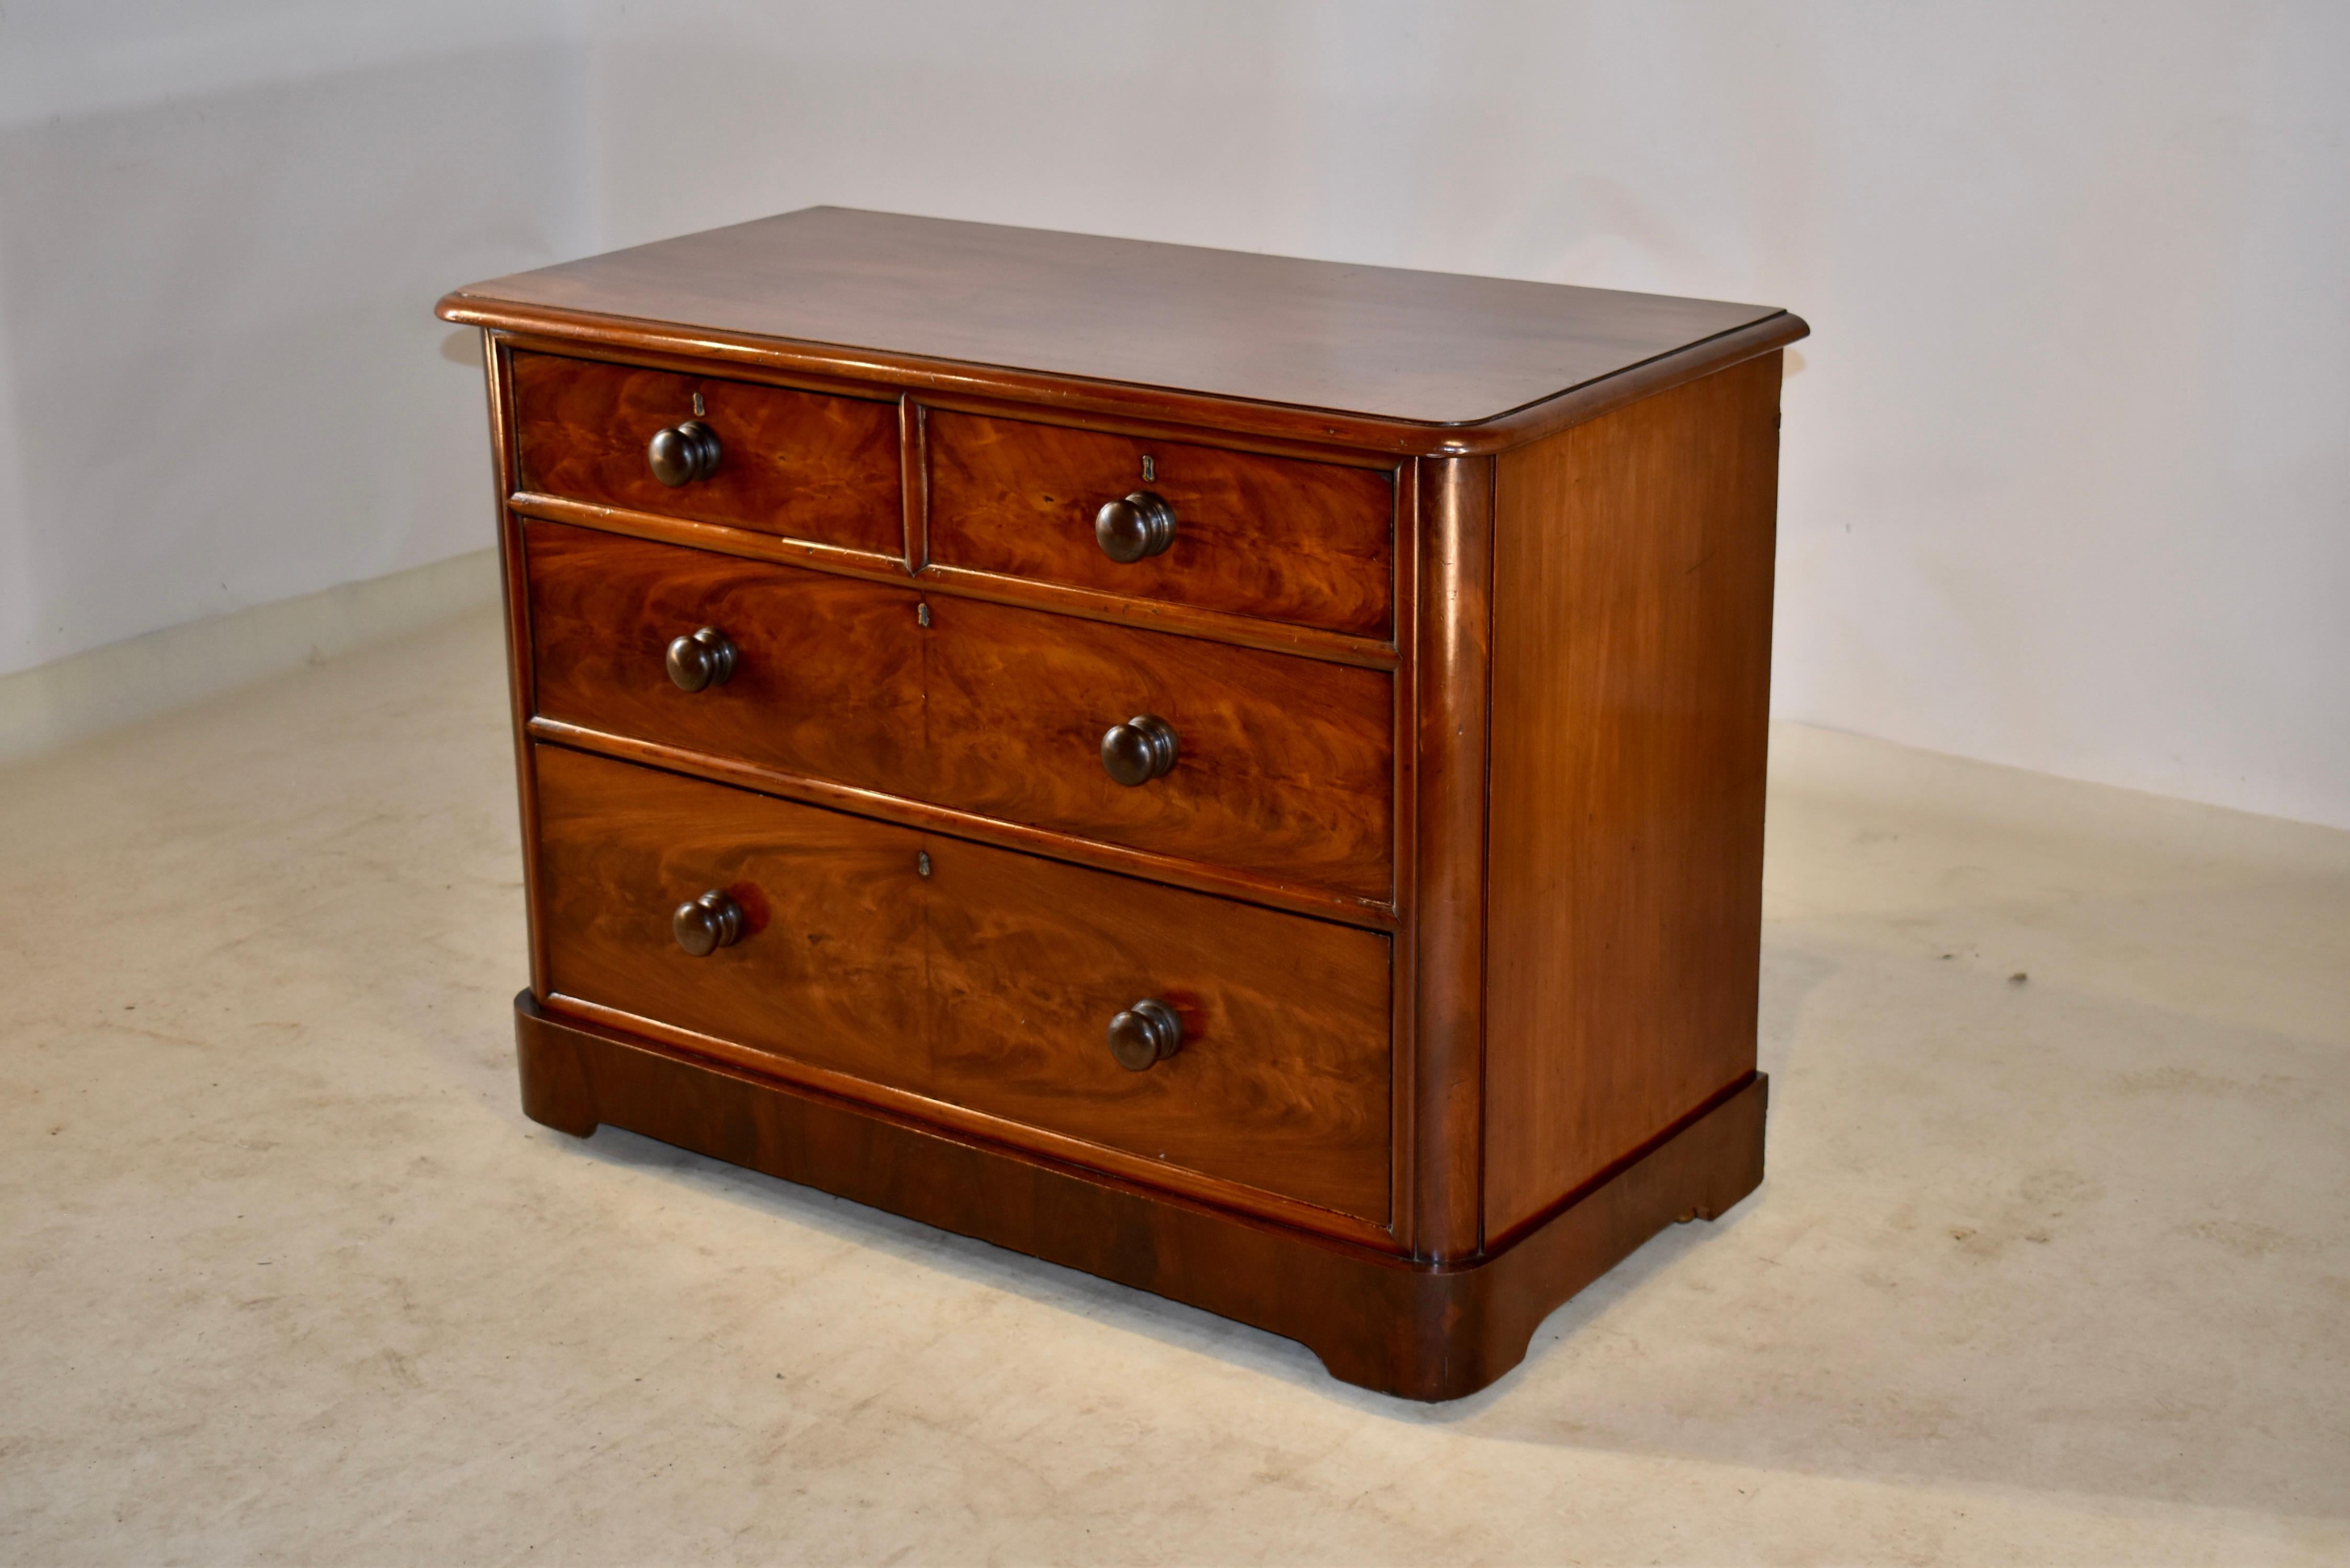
(3, 605), (2345, 1566)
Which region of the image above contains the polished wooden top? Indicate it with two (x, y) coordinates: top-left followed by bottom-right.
(442, 207), (1795, 433)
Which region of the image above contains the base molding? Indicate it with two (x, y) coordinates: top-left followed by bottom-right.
(516, 991), (1766, 1400)
(0, 549), (498, 766)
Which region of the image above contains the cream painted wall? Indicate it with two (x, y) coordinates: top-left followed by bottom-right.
(4, 2), (2345, 829)
(0, 0), (590, 673)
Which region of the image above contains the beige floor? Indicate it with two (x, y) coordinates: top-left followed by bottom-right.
(2, 605), (2345, 1566)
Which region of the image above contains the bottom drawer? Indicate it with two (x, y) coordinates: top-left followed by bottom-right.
(532, 745), (1393, 1224)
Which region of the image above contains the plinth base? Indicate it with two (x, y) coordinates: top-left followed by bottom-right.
(516, 990), (1766, 1400)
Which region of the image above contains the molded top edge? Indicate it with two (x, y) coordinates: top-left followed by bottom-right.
(441, 207), (1802, 446)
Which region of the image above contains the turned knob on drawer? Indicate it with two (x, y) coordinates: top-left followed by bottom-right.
(1100, 714), (1179, 786)
(665, 627), (736, 691)
(1093, 490), (1177, 562)
(1107, 998), (1183, 1071)
(647, 420), (722, 486)
(672, 890), (744, 957)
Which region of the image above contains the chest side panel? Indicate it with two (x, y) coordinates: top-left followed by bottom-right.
(1483, 352), (1782, 1240)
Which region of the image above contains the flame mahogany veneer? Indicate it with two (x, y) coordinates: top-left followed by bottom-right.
(440, 206), (1805, 1399)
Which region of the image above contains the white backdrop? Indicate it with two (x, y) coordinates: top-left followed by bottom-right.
(3, 1), (2345, 827)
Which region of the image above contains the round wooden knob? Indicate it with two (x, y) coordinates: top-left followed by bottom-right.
(647, 420), (722, 486)
(672, 890), (744, 957)
(1100, 714), (1179, 786)
(665, 627), (736, 691)
(1093, 491), (1176, 562)
(1107, 998), (1183, 1070)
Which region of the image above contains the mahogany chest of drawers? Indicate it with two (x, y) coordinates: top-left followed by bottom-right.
(439, 207), (1806, 1399)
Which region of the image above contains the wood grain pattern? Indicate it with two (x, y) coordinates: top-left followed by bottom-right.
(922, 594), (1394, 902)
(525, 518), (926, 795)
(533, 745), (1392, 1220)
(525, 520), (1393, 903)
(510, 350), (902, 554)
(1410, 455), (1493, 1261)
(900, 394), (926, 569)
(906, 561), (1395, 668)
(453, 207), (1787, 431)
(1482, 354), (1783, 1240)
(926, 409), (1394, 637)
(535, 743), (932, 1087)
(452, 212), (1801, 1394)
(517, 993), (1767, 1400)
(524, 717), (1399, 931)
(920, 832), (1391, 1223)
(512, 492), (912, 583)
(476, 336), (552, 996)
(512, 490), (1398, 668)
(458, 297), (1806, 460)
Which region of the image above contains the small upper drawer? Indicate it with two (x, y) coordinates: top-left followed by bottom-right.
(510, 352), (902, 555)
(925, 411), (1393, 638)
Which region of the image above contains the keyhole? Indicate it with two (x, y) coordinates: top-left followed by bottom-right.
(691, 392), (705, 417)
(1141, 454), (1156, 482)
(916, 601), (931, 628)
(917, 851), (932, 878)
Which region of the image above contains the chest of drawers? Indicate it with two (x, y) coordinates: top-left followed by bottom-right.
(439, 207), (1805, 1399)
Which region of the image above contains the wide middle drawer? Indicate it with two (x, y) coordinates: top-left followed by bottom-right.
(533, 744), (1394, 1223)
(524, 520), (1395, 901)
